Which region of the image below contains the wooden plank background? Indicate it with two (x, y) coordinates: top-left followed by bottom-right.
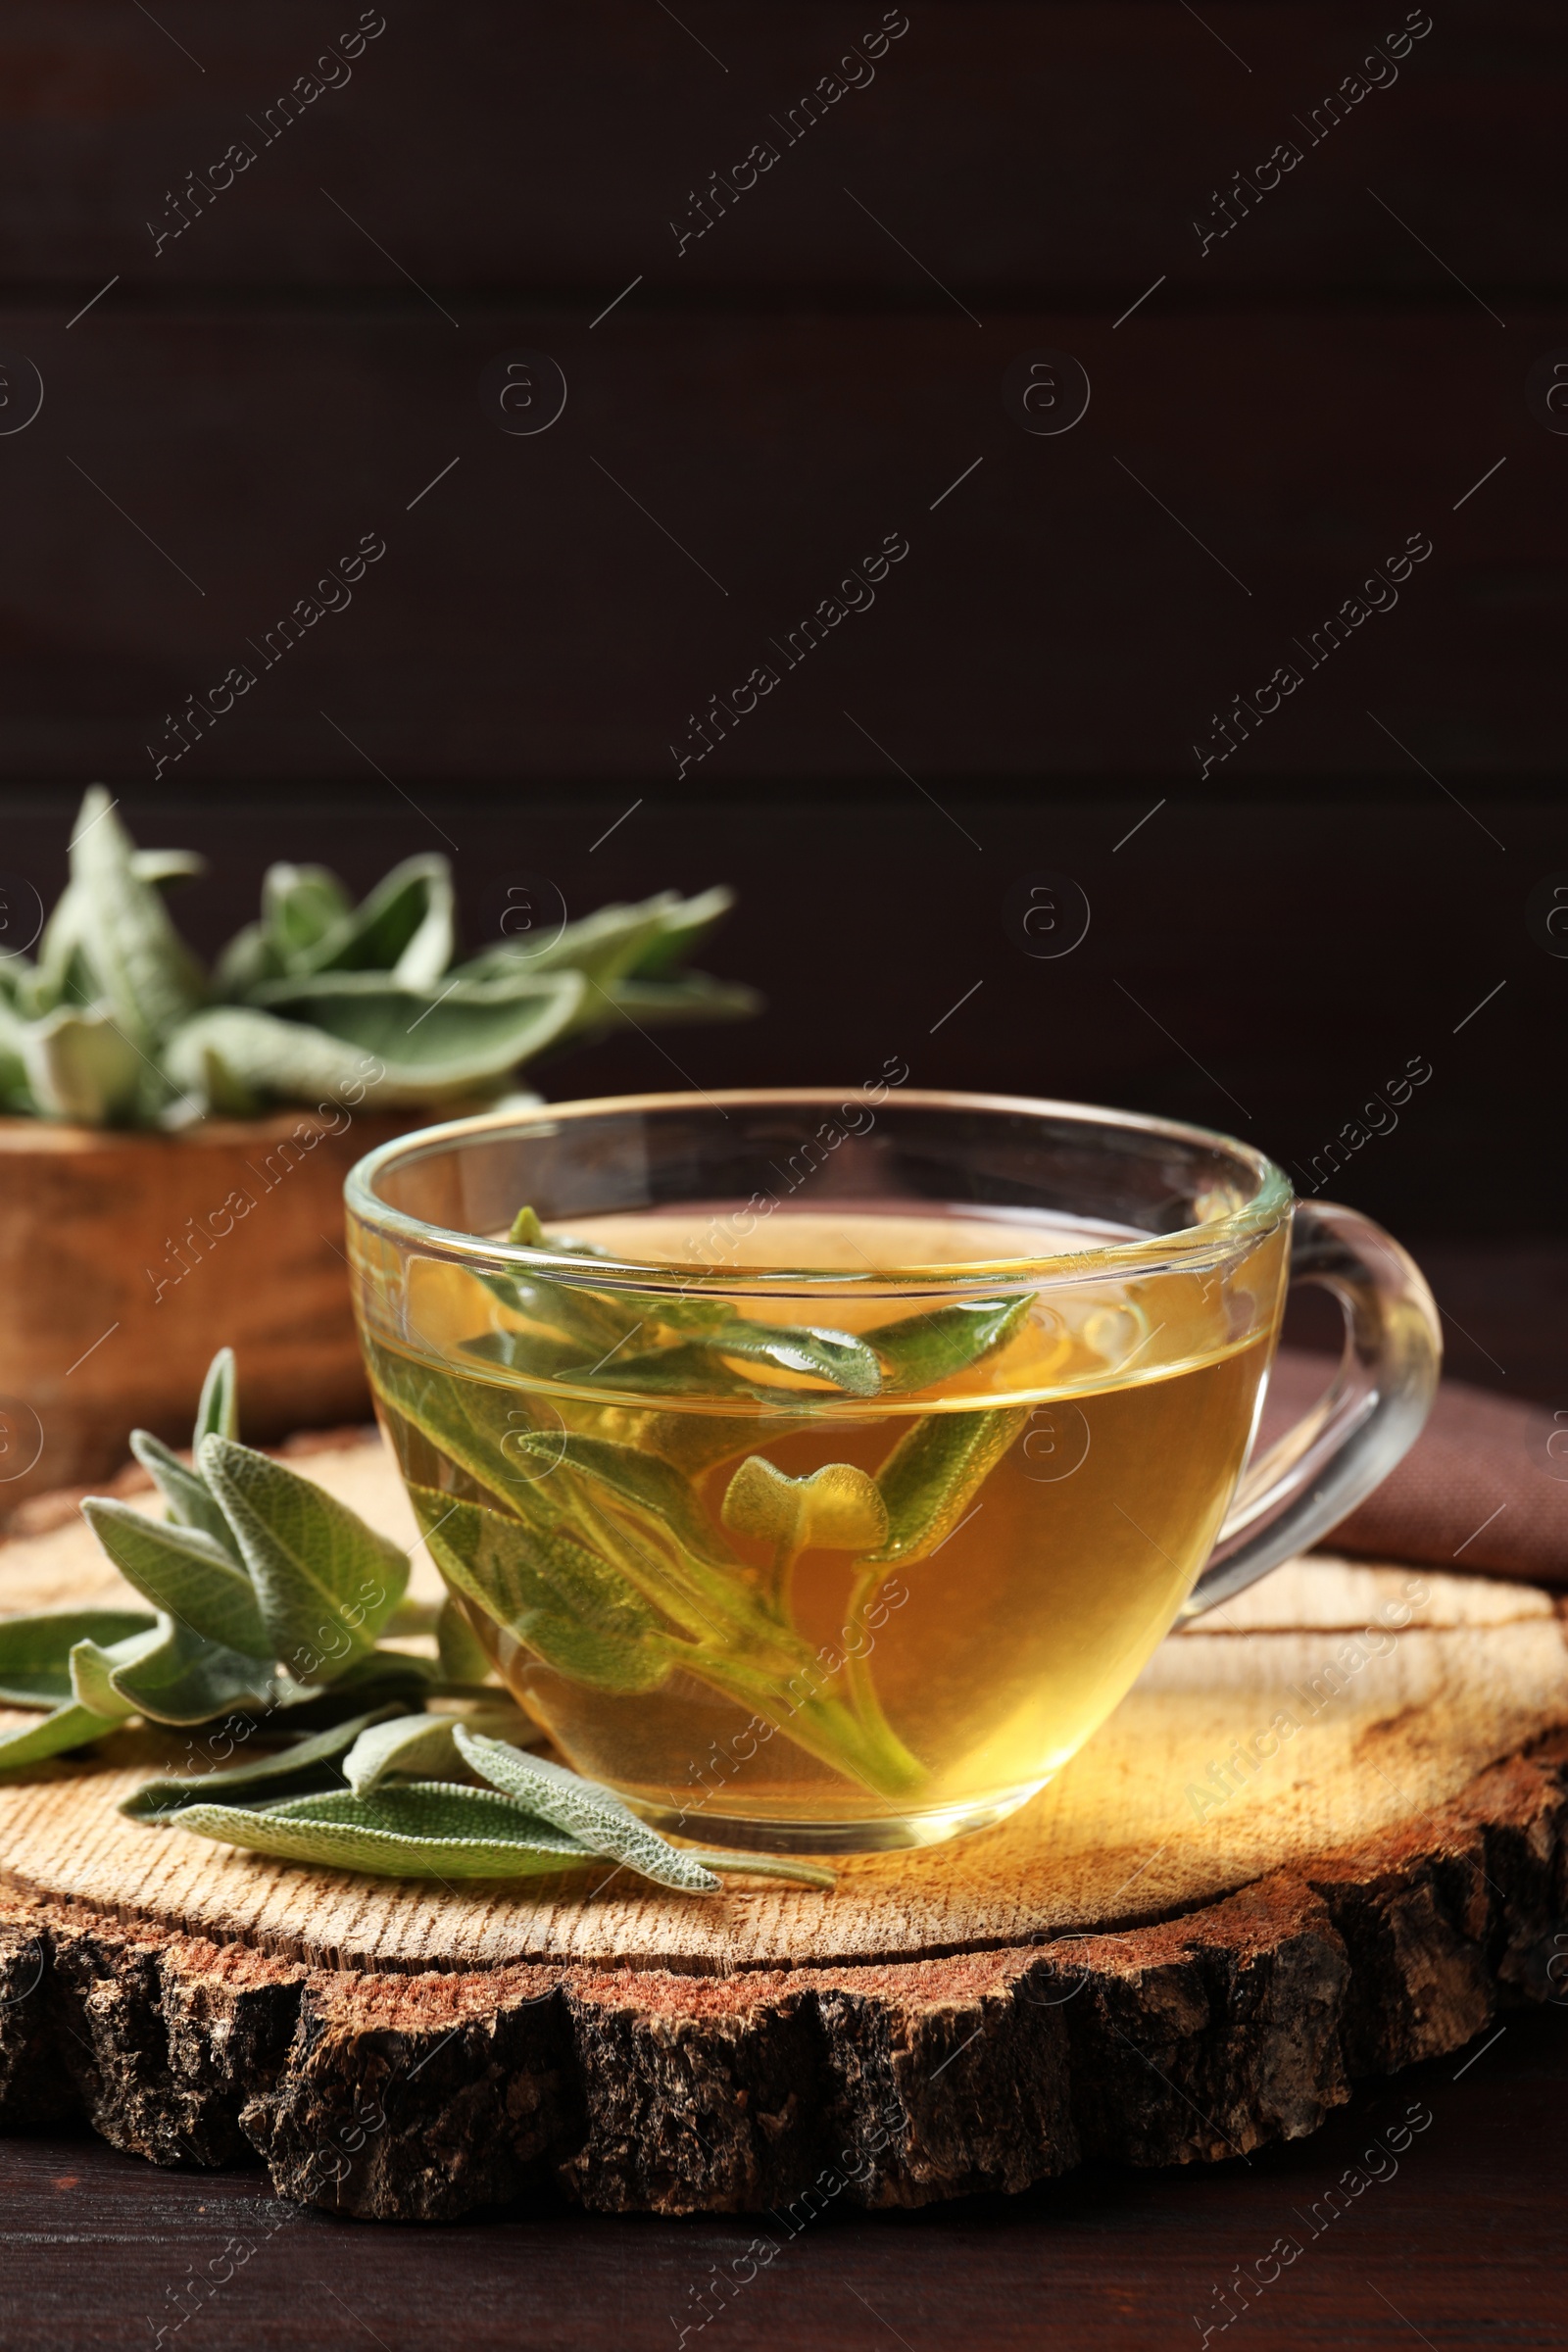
(0, 2), (1558, 1253)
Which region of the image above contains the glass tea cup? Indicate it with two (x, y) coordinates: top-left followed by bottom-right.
(345, 1088), (1440, 1855)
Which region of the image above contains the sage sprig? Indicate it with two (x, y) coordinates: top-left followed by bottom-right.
(0, 1348), (834, 1893)
(364, 1208), (1041, 1810)
(0, 792), (756, 1127)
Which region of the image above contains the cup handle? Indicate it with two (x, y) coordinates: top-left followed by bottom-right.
(1180, 1200), (1443, 1619)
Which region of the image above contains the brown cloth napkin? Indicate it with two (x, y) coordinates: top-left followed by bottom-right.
(1260, 1348), (1568, 1587)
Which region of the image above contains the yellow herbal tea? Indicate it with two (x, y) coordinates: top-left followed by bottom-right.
(363, 1200), (1286, 1850)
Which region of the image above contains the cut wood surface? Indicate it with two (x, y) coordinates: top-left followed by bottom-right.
(2, 1433), (1565, 2219)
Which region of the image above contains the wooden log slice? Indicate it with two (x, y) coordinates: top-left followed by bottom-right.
(1, 1435), (1565, 2221)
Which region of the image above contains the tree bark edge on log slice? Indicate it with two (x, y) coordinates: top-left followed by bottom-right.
(2, 1734), (1564, 2223)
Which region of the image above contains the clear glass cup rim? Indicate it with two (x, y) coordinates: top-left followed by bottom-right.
(345, 1087), (1295, 1297)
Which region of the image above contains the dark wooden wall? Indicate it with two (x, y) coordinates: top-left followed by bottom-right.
(0, 4), (1562, 1283)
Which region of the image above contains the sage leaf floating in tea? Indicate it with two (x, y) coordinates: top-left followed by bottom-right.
(409, 1485), (674, 1693)
(435, 1593), (494, 1685)
(870, 1406), (1033, 1564)
(607, 1323), (883, 1400)
(864, 1294), (1033, 1392)
(721, 1458), (888, 1555)
(510, 1431), (735, 1568)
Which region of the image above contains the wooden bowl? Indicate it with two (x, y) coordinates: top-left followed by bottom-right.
(0, 1110), (410, 1507)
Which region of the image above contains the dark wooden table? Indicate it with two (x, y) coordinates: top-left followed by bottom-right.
(4, 2001), (1562, 2349)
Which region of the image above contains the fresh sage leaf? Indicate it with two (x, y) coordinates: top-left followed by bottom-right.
(462, 893), (677, 988)
(194, 1348), (239, 1446)
(721, 1458), (888, 1554)
(367, 1343), (545, 1516)
(284, 854), (455, 988)
(96, 1613), (281, 1727)
(211, 918), (283, 1002)
(509, 1431), (731, 1567)
(455, 1726), (721, 1893)
(260, 862), (354, 968)
(19, 1006), (144, 1125)
(80, 1495), (271, 1657)
(69, 1623), (168, 1720)
(582, 974), (760, 1034)
(272, 1647), (445, 1725)
(128, 1432), (242, 1560)
(248, 966), (582, 1073)
(410, 1484), (673, 1694)
(474, 1266), (637, 1363)
(341, 1705), (535, 1795)
(611, 1322), (882, 1400)
(0, 1700), (123, 1770)
(199, 1436), (410, 1676)
(624, 884), (735, 978)
(172, 1782), (594, 1880)
(70, 787), (205, 1056)
(871, 1406), (1032, 1564)
(120, 1705), (405, 1820)
(436, 1594), (494, 1684)
(0, 1608), (159, 1707)
(864, 1295), (1034, 1393)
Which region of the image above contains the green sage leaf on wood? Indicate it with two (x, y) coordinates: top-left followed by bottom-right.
(199, 1436), (409, 1676)
(128, 1432), (241, 1561)
(273, 1646), (444, 1725)
(454, 1726), (721, 1893)
(721, 1458), (888, 1554)
(172, 1782), (594, 1880)
(121, 1705), (405, 1820)
(864, 1295), (1033, 1393)
(341, 1705), (536, 1796)
(80, 1496), (270, 1657)
(0, 1608), (158, 1708)
(69, 1623), (169, 1720)
(0, 1700), (123, 1770)
(870, 1406), (1032, 1565)
(410, 1484), (673, 1694)
(92, 1613), (281, 1727)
